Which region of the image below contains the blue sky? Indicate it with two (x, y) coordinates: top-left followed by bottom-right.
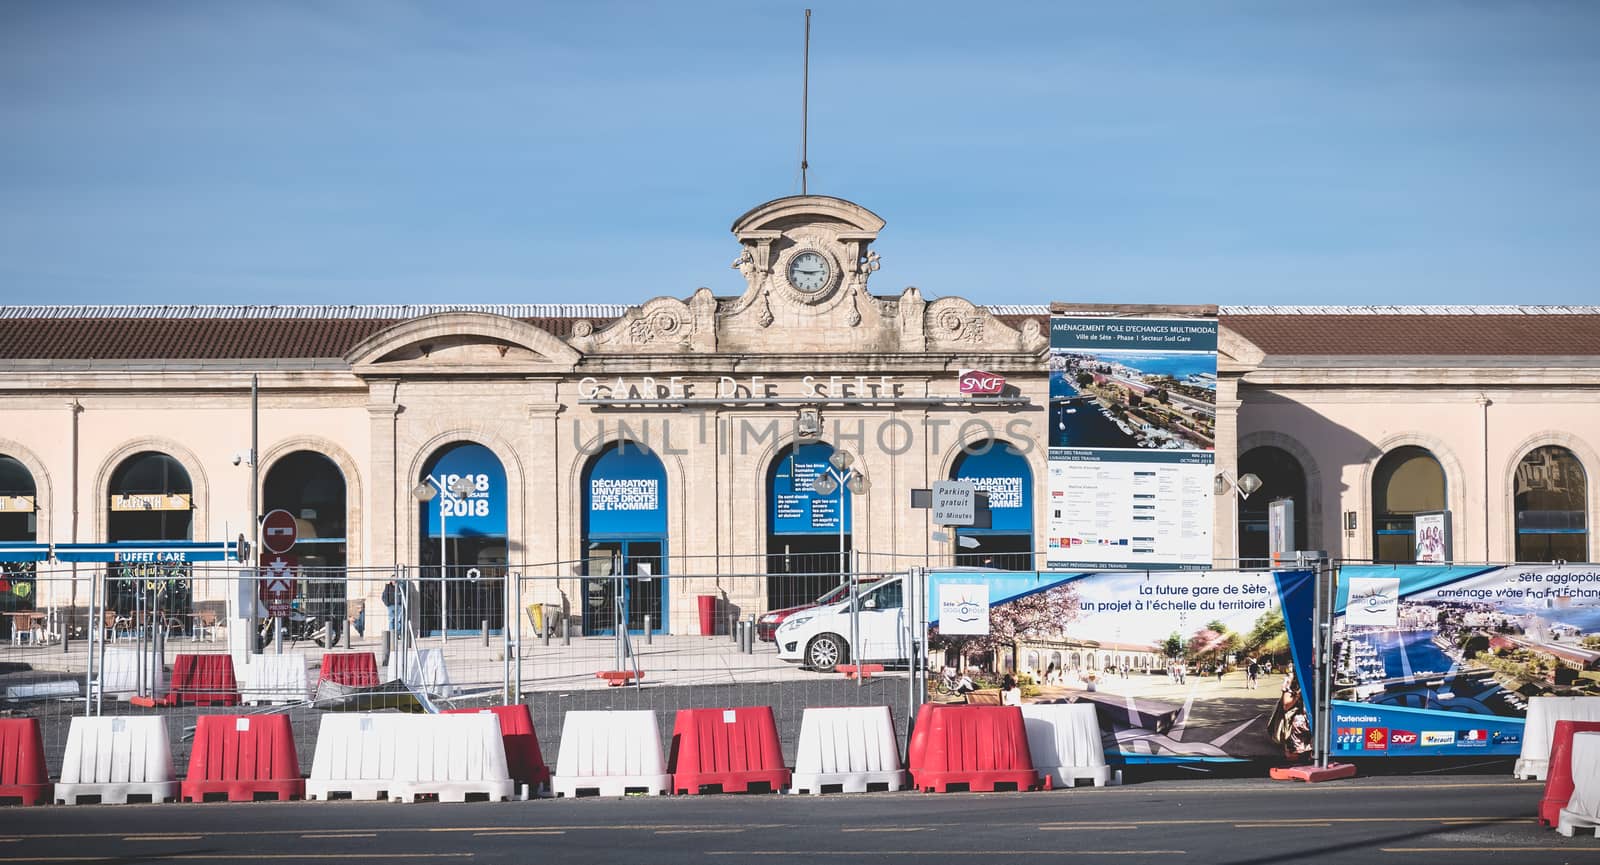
(2, 1), (1596, 307)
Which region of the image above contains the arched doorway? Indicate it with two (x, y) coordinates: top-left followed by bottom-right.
(1372, 446), (1446, 563)
(264, 451), (348, 638)
(417, 443), (507, 636)
(1237, 446), (1308, 565)
(1515, 446), (1588, 562)
(581, 441), (667, 635)
(951, 440), (1034, 570)
(0, 455), (39, 638)
(106, 451), (194, 617)
(766, 442), (852, 610)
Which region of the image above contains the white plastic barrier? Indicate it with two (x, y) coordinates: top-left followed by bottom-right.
(1559, 732), (1600, 837)
(792, 706), (906, 795)
(307, 713), (513, 802)
(1518, 697), (1600, 780)
(55, 716), (179, 804)
(1021, 702), (1114, 788)
(393, 714), (513, 803)
(241, 653), (310, 705)
(97, 647), (140, 701)
(551, 710), (671, 798)
(391, 648), (454, 698)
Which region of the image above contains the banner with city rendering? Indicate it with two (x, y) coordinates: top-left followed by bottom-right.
(1331, 564), (1600, 757)
(926, 568), (1315, 763)
(1046, 315), (1218, 571)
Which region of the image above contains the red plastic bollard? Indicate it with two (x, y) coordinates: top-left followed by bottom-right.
(908, 704), (1037, 793)
(170, 654), (240, 707)
(0, 718), (51, 806)
(1540, 720), (1600, 827)
(444, 704), (550, 791)
(907, 703), (934, 786)
(669, 706), (791, 795)
(697, 595), (718, 637)
(181, 714), (304, 803)
(319, 651), (380, 688)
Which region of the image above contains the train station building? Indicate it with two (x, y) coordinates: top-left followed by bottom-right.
(1, 193), (1597, 636)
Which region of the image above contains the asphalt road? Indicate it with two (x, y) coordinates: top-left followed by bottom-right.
(3, 776), (1594, 865)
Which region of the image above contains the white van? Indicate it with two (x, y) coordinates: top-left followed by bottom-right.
(774, 577), (907, 672)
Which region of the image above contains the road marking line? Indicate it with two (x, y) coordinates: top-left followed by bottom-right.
(840, 828), (928, 833)
(123, 836), (203, 842)
(1039, 826), (1138, 831)
(302, 834), (379, 839)
(0, 857), (472, 863)
(656, 829), (746, 835)
(1383, 848), (1600, 853)
(1038, 816), (1529, 827)
(1233, 823), (1331, 828)
(472, 832), (566, 837)
(706, 852), (1186, 857)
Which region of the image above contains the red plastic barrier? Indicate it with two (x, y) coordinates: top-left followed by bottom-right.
(908, 704), (1036, 793)
(907, 703), (934, 785)
(697, 595), (718, 636)
(443, 704), (550, 790)
(0, 718), (51, 806)
(170, 654), (240, 706)
(319, 651), (380, 688)
(1540, 720), (1600, 826)
(181, 714), (304, 803)
(670, 706), (791, 795)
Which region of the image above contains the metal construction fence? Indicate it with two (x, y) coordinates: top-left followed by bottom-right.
(4, 554), (1593, 780)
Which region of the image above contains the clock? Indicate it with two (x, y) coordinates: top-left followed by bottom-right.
(786, 249), (832, 293)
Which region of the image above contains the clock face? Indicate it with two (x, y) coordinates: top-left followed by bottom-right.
(787, 250), (832, 293)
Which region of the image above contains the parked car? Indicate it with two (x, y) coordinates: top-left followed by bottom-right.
(775, 577), (907, 672)
(756, 577), (880, 642)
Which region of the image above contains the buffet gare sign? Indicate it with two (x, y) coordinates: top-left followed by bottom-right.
(580, 375), (906, 401)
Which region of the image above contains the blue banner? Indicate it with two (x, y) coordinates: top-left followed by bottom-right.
(1331, 563), (1600, 758)
(53, 541), (239, 563)
(585, 444), (666, 537)
(771, 442), (851, 535)
(952, 443), (1033, 534)
(422, 443), (507, 539)
(927, 568), (1316, 763)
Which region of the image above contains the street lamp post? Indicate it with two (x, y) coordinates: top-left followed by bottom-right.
(811, 450), (869, 674)
(412, 474), (478, 644)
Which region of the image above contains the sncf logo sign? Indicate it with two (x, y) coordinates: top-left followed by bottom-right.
(959, 369), (1006, 395)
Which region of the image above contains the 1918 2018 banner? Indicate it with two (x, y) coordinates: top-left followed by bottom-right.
(1331, 564), (1600, 757)
(1046, 315), (1219, 570)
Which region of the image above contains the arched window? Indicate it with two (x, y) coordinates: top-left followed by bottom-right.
(1372, 446), (1446, 563)
(951, 440), (1034, 571)
(106, 451), (194, 615)
(1237, 446), (1308, 565)
(1515, 446), (1588, 562)
(581, 441), (668, 635)
(0, 455), (39, 629)
(264, 451), (348, 637)
(766, 442), (852, 610)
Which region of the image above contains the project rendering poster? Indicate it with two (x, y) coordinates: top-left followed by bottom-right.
(1330, 564), (1600, 758)
(1047, 315), (1219, 570)
(926, 568), (1316, 762)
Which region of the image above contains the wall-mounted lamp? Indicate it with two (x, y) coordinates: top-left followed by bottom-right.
(1214, 471), (1263, 500)
(1343, 511), (1358, 531)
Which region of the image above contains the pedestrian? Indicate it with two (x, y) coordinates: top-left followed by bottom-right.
(1216, 663), (1225, 683)
(1001, 674), (1023, 706)
(1246, 656), (1260, 690)
(382, 580), (402, 633)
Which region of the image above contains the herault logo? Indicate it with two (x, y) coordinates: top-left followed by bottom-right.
(1390, 730), (1419, 746)
(1364, 728), (1389, 751)
(1421, 731), (1456, 747)
(958, 369), (1006, 395)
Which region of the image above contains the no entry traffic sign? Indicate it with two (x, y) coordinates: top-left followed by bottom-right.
(261, 509), (298, 555)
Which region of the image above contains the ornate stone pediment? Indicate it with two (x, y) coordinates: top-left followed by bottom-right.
(343, 312), (581, 375)
(925, 297), (1047, 354)
(569, 290), (717, 354)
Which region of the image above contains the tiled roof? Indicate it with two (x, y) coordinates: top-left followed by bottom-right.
(0, 315), (604, 360)
(1223, 314), (1600, 357)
